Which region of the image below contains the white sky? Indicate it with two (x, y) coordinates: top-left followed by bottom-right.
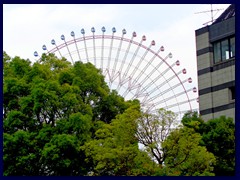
(3, 4), (231, 114)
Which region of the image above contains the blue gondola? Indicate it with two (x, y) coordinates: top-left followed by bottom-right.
(42, 45), (47, 50)
(101, 26), (106, 33)
(51, 39), (55, 45)
(34, 51), (38, 57)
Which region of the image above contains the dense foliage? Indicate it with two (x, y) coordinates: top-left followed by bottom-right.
(3, 52), (235, 176)
(3, 52), (130, 175)
(182, 112), (235, 176)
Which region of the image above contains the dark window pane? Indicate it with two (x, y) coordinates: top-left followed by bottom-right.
(229, 86), (235, 100)
(213, 42), (221, 63)
(230, 37), (235, 57)
(221, 39), (229, 60)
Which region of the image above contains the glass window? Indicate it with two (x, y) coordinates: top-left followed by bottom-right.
(213, 36), (235, 64)
(230, 37), (235, 58)
(213, 42), (221, 63)
(229, 86), (235, 100)
(221, 39), (229, 60)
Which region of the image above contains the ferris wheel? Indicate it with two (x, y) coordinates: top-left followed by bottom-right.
(34, 26), (199, 118)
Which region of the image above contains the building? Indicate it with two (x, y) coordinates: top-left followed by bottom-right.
(195, 4), (235, 121)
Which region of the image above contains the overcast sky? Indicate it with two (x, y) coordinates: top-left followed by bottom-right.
(3, 4), (230, 113)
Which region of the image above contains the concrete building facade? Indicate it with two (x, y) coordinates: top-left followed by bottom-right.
(195, 4), (235, 121)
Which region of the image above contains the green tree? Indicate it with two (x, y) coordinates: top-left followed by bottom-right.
(201, 116), (235, 176)
(162, 126), (216, 176)
(4, 52), (225, 176)
(40, 134), (87, 176)
(83, 104), (161, 176)
(182, 112), (235, 176)
(136, 108), (178, 165)
(83, 104), (139, 175)
(3, 131), (39, 175)
(3, 52), (137, 175)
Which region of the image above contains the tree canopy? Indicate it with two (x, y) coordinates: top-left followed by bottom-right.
(181, 112), (235, 176)
(3, 52), (140, 175)
(162, 126), (216, 176)
(3, 52), (234, 176)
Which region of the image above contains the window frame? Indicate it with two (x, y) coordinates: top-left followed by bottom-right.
(213, 36), (235, 64)
(230, 36), (235, 58)
(229, 86), (235, 102)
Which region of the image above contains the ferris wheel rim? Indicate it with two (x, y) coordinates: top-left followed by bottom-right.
(34, 28), (198, 114)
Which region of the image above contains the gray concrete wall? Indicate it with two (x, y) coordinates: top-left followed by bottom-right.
(195, 22), (235, 121)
